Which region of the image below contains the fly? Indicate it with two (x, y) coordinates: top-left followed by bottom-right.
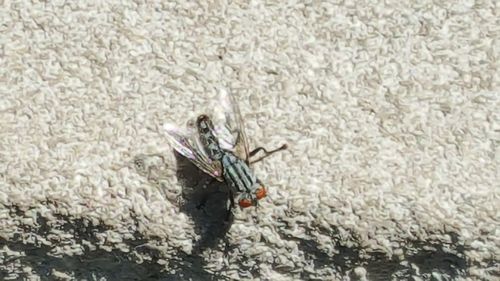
(163, 89), (287, 209)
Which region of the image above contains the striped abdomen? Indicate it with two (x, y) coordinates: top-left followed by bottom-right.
(221, 153), (258, 193)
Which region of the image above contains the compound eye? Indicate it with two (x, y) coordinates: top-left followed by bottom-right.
(255, 186), (267, 200)
(238, 198), (253, 208)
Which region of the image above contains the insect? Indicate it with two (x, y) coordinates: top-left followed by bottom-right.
(163, 89), (287, 209)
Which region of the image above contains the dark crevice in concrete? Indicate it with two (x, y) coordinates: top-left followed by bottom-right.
(1, 204), (170, 280)
(276, 214), (470, 280)
(2, 153), (493, 280)
(1, 202), (238, 280)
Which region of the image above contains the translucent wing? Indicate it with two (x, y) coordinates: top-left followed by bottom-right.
(163, 122), (224, 181)
(211, 88), (250, 161)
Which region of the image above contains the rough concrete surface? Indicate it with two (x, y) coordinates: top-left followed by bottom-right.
(0, 0), (499, 280)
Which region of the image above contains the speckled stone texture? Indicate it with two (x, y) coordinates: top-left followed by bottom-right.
(0, 0), (498, 280)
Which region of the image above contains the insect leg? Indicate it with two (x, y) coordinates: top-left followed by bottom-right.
(227, 189), (235, 209)
(226, 189), (235, 221)
(249, 144), (288, 164)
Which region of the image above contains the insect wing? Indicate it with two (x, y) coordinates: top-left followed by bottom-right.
(163, 122), (224, 180)
(212, 88), (250, 161)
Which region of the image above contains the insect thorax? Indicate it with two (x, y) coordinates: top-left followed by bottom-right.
(197, 115), (224, 160)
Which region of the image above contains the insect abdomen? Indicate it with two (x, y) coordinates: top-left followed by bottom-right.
(222, 153), (256, 193)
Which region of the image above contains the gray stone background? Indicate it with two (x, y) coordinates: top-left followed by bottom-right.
(0, 0), (498, 280)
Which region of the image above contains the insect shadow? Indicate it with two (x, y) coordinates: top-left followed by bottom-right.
(173, 150), (234, 251)
(133, 152), (233, 252)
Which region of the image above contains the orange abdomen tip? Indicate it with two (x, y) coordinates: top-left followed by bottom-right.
(238, 198), (253, 208)
(255, 186), (267, 200)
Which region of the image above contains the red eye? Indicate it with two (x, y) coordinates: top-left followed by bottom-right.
(238, 198), (253, 208)
(255, 186), (267, 200)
